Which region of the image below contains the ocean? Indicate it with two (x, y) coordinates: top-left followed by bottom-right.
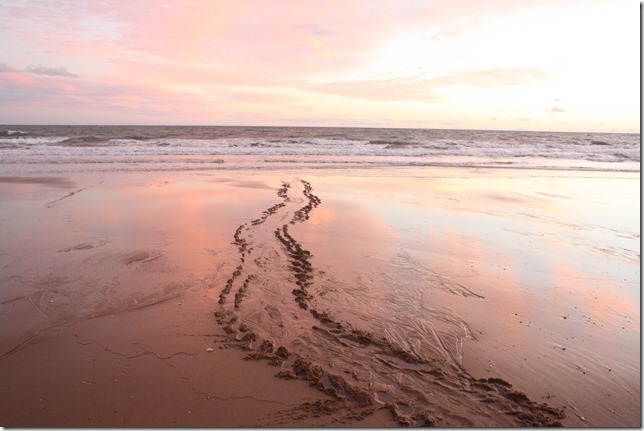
(0, 125), (639, 174)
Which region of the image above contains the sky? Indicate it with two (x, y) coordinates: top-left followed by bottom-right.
(0, 0), (639, 132)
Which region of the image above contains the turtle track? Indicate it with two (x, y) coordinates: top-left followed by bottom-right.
(213, 179), (566, 427)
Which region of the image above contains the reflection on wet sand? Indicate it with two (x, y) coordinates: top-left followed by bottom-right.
(293, 170), (640, 427)
(212, 176), (569, 426)
(0, 175), (277, 359)
(0, 169), (639, 427)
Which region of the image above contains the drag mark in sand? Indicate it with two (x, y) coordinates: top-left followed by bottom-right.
(45, 181), (103, 208)
(213, 179), (566, 427)
(45, 187), (89, 207)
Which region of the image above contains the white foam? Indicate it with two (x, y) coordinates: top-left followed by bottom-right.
(107, 138), (145, 145)
(0, 136), (69, 145)
(0, 130), (639, 174)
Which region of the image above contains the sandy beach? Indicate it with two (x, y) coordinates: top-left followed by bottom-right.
(0, 168), (639, 427)
(1, 0), (639, 426)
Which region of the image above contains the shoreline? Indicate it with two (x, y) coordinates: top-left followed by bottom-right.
(0, 168), (639, 426)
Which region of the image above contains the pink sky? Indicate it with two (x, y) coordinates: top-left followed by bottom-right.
(0, 0), (639, 132)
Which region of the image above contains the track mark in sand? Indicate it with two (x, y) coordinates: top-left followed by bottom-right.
(122, 250), (163, 266)
(212, 179), (565, 427)
(218, 181), (296, 310)
(0, 331), (41, 360)
(45, 187), (88, 207)
(251, 181), (290, 226)
(274, 224), (313, 310)
(265, 397), (379, 426)
(290, 179), (320, 224)
(45, 182), (103, 207)
(58, 240), (107, 253)
(1, 294), (28, 305)
(58, 243), (95, 252)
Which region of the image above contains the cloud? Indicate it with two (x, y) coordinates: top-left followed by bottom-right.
(26, 65), (79, 78)
(547, 106), (567, 113)
(309, 77), (442, 102)
(446, 68), (550, 87)
(304, 22), (335, 36)
(0, 1), (430, 88)
(0, 0), (637, 131)
(0, 62), (18, 72)
(0, 67), (200, 114)
(0, 62), (79, 78)
(310, 68), (550, 102)
(0, 63), (79, 78)
(424, 0), (576, 41)
(230, 92), (304, 105)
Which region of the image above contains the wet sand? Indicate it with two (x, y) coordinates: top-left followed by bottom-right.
(0, 168), (639, 427)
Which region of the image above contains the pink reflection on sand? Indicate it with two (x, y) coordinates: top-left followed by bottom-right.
(303, 170), (639, 426)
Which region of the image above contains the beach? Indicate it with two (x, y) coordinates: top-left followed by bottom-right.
(1, 0), (640, 425)
(0, 167), (638, 427)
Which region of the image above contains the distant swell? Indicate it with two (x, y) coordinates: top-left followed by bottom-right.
(60, 136), (106, 146)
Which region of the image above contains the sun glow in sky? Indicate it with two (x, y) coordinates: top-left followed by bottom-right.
(0, 0), (639, 132)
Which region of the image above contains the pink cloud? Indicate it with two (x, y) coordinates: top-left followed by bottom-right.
(230, 92), (305, 105)
(0, 1), (602, 90)
(1, 1), (426, 87)
(0, 66), (217, 120)
(310, 68), (550, 101)
(26, 65), (79, 78)
(0, 0), (637, 130)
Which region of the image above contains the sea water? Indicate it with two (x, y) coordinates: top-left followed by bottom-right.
(0, 125), (639, 174)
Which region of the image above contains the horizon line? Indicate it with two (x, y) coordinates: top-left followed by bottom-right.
(0, 123), (639, 135)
